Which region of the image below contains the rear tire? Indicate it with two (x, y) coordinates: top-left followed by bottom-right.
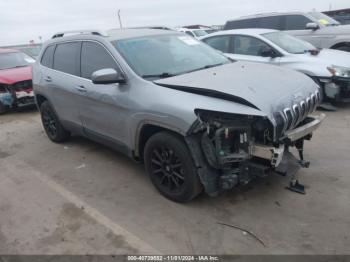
(40, 101), (70, 143)
(144, 132), (203, 203)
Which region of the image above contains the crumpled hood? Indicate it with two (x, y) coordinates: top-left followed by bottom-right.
(154, 62), (319, 121)
(0, 66), (32, 85)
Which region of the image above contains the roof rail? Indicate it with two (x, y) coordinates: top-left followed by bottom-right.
(52, 30), (107, 39)
(235, 11), (302, 20)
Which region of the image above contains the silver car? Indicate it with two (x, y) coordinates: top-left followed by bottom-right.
(201, 29), (350, 102)
(33, 29), (324, 202)
(224, 12), (350, 52)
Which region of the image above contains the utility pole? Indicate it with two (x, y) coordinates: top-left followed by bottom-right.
(329, 3), (332, 11)
(118, 9), (123, 29)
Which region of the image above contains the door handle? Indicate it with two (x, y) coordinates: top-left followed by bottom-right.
(76, 85), (87, 93)
(44, 76), (52, 82)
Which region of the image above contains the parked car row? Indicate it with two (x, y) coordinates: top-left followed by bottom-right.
(31, 29), (325, 202)
(201, 29), (350, 102)
(224, 11), (350, 52)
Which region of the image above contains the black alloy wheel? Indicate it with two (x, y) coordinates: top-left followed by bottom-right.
(42, 106), (58, 138)
(40, 101), (70, 142)
(150, 146), (186, 194)
(144, 132), (202, 202)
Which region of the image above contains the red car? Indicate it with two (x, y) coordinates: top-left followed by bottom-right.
(0, 48), (36, 114)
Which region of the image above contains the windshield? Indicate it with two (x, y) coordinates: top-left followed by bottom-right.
(0, 52), (35, 70)
(309, 12), (340, 26)
(20, 46), (42, 58)
(113, 34), (230, 78)
(263, 31), (316, 54)
(193, 30), (208, 37)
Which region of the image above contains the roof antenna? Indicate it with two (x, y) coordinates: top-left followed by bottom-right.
(118, 9), (123, 29)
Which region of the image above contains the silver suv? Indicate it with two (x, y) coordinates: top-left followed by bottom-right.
(33, 29), (324, 202)
(224, 12), (350, 52)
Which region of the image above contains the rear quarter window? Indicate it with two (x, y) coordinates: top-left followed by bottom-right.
(41, 45), (55, 68)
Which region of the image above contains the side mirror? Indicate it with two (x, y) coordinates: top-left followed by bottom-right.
(91, 68), (125, 84)
(306, 22), (319, 30)
(260, 48), (279, 58)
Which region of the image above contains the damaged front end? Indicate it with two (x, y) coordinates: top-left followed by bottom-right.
(320, 77), (350, 102)
(0, 81), (35, 113)
(186, 90), (325, 196)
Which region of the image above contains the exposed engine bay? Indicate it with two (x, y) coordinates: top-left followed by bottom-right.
(186, 107), (325, 196)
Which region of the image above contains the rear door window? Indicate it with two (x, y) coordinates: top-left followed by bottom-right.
(203, 35), (232, 53)
(81, 42), (119, 80)
(41, 45), (55, 68)
(53, 42), (81, 76)
(284, 15), (313, 30)
(232, 35), (272, 56)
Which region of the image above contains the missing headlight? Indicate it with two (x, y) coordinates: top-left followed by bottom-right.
(201, 125), (252, 169)
(215, 126), (251, 165)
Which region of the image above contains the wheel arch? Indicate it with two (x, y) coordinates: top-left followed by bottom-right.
(35, 93), (49, 110)
(135, 122), (186, 161)
(330, 42), (350, 50)
(35, 93), (67, 127)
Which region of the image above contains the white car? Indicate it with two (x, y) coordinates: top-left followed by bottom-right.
(176, 28), (209, 39)
(201, 29), (350, 103)
(223, 12), (350, 52)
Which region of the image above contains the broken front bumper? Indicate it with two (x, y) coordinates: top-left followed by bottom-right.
(252, 114), (325, 167)
(186, 114), (325, 196)
(0, 87), (35, 109)
(15, 90), (35, 108)
(322, 77), (350, 102)
(283, 113), (325, 142)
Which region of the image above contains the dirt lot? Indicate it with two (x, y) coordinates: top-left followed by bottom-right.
(0, 106), (349, 255)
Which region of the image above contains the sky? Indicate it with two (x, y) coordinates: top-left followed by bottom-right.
(0, 0), (349, 46)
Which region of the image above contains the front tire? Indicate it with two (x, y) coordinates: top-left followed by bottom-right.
(144, 132), (202, 203)
(40, 101), (70, 143)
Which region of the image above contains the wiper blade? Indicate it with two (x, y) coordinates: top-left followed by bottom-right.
(2, 65), (28, 70)
(142, 72), (176, 79)
(142, 63), (226, 79)
(185, 63), (224, 74)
